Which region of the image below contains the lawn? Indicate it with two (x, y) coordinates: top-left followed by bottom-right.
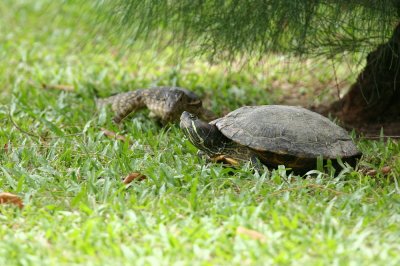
(1, 1), (399, 265)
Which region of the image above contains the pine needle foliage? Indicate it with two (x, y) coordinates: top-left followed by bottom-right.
(96, 0), (400, 59)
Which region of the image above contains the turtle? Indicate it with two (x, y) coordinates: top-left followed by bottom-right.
(97, 86), (215, 124)
(180, 105), (361, 172)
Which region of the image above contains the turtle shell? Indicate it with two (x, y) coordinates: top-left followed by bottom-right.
(211, 105), (360, 159)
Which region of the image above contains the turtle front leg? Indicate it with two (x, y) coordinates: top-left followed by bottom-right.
(250, 155), (265, 172)
(197, 150), (210, 162)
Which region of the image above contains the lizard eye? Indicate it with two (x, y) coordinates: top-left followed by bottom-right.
(188, 100), (201, 106)
(189, 113), (197, 119)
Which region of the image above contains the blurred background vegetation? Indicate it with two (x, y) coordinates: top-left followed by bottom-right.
(1, 0), (370, 114)
(96, 0), (399, 58)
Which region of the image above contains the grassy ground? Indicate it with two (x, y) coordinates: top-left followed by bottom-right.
(1, 1), (399, 265)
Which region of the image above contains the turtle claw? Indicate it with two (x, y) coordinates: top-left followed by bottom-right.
(213, 155), (240, 166)
(197, 151), (240, 166)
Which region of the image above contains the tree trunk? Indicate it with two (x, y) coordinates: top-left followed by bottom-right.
(328, 23), (400, 135)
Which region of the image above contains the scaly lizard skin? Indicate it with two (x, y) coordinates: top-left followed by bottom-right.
(97, 86), (215, 124)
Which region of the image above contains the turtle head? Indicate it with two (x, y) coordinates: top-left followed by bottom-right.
(180, 111), (226, 156)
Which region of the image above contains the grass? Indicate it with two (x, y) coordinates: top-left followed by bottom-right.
(1, 0), (400, 265)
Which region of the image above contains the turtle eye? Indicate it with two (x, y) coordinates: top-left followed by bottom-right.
(189, 113), (197, 119)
